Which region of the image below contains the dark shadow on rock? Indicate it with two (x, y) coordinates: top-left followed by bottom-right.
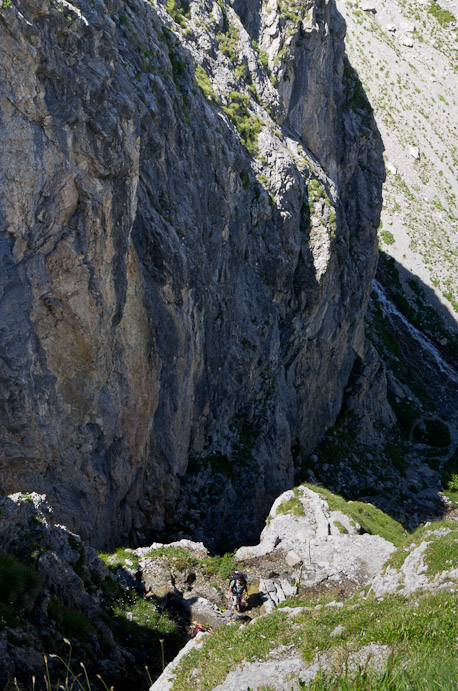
(293, 250), (458, 531)
(245, 591), (263, 610)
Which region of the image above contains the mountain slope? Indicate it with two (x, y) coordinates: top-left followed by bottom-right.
(338, 0), (458, 320)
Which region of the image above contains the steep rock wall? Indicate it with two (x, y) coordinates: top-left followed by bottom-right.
(0, 0), (384, 547)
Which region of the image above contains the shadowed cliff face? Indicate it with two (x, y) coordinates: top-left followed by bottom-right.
(0, 0), (385, 548)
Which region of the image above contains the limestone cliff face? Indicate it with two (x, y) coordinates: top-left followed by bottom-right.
(0, 0), (384, 547)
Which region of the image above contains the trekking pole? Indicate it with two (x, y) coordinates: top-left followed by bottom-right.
(159, 639), (165, 672)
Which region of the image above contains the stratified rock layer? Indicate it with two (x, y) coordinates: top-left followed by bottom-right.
(0, 0), (384, 547)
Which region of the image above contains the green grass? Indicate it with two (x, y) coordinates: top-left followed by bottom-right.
(423, 531), (458, 575)
(98, 547), (140, 571)
(383, 518), (458, 574)
(201, 551), (237, 580)
(442, 449), (458, 503)
(139, 545), (237, 580)
(218, 22), (240, 63)
(428, 2), (456, 26)
(275, 495), (305, 517)
(48, 596), (95, 644)
(113, 598), (182, 646)
(303, 648), (458, 689)
(333, 520), (348, 534)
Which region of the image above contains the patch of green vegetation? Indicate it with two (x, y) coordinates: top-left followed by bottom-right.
(143, 545), (237, 581)
(202, 551), (237, 580)
(144, 545), (195, 570)
(258, 50), (269, 71)
(383, 545), (410, 572)
(217, 22), (240, 64)
(441, 449), (458, 502)
(166, 0), (190, 28)
(304, 645), (458, 690)
(1, 0), (12, 8)
(194, 64), (217, 102)
(380, 229), (395, 245)
(423, 531), (458, 575)
(278, 0), (308, 25)
(99, 547), (140, 572)
(276, 496), (305, 517)
(48, 596), (95, 643)
(428, 2), (456, 26)
(222, 92), (263, 156)
(333, 520), (348, 534)
(113, 598), (182, 647)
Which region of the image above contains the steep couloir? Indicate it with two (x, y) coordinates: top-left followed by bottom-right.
(0, 0), (385, 547)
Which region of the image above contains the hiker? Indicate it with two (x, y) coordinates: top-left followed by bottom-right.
(134, 570), (146, 597)
(228, 571), (247, 611)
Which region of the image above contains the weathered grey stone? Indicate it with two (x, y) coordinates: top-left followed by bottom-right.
(0, 0), (384, 549)
(237, 486), (396, 587)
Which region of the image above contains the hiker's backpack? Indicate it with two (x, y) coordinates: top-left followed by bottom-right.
(230, 570), (247, 594)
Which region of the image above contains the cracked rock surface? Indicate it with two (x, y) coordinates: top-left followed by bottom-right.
(0, 0), (384, 548)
